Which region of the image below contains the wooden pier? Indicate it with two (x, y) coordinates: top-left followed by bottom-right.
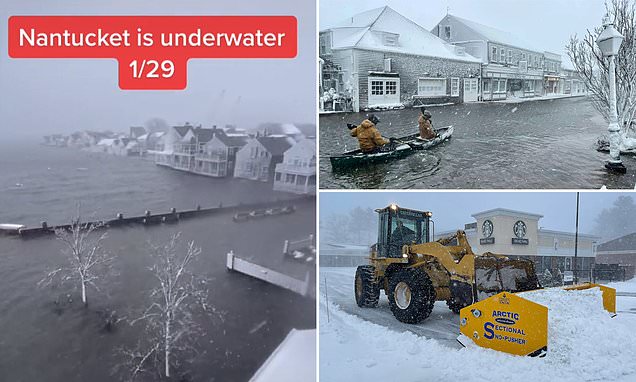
(226, 251), (313, 298)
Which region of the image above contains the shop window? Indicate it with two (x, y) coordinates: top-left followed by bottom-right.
(370, 81), (384, 95)
(417, 78), (447, 96)
(450, 78), (459, 96)
(524, 80), (535, 92)
(385, 81), (397, 95)
(494, 79), (507, 94)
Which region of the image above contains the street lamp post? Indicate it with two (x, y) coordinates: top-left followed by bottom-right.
(597, 15), (626, 174)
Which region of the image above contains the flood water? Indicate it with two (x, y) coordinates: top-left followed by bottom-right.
(0, 144), (315, 381)
(319, 97), (636, 189)
(0, 143), (295, 226)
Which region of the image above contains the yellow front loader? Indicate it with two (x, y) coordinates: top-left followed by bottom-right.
(354, 204), (616, 356)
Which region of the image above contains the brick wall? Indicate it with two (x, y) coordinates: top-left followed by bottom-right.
(353, 49), (481, 109)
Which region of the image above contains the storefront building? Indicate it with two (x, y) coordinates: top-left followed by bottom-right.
(319, 6), (481, 112)
(436, 208), (599, 275)
(432, 14), (544, 101)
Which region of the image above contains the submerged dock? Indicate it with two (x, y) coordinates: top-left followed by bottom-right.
(0, 196), (309, 238)
(226, 251), (314, 299)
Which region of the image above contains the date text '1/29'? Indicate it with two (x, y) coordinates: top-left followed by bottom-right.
(129, 59), (175, 79)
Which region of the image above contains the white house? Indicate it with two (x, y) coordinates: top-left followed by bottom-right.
(273, 138), (316, 194)
(234, 135), (294, 182)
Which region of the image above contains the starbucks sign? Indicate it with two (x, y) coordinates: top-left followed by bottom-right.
(512, 220), (529, 245)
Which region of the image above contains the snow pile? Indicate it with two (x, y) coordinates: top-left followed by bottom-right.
(520, 287), (634, 378)
(606, 277), (636, 293)
(320, 285), (636, 382)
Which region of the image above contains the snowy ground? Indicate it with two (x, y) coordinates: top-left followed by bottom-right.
(493, 93), (586, 104)
(320, 267), (636, 382)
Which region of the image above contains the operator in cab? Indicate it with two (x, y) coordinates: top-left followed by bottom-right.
(347, 114), (390, 153)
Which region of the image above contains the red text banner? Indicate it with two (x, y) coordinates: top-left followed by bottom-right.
(8, 16), (298, 90)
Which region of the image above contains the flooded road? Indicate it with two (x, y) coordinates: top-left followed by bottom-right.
(320, 97), (636, 189)
(0, 145), (315, 381)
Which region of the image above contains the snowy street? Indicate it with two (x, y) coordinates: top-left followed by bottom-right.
(321, 267), (461, 347)
(319, 266), (636, 382)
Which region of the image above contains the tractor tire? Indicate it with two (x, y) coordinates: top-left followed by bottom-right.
(387, 267), (435, 324)
(446, 297), (470, 314)
(354, 265), (380, 308)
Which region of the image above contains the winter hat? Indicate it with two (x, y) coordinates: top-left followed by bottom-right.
(420, 107), (426, 115)
(368, 114), (380, 125)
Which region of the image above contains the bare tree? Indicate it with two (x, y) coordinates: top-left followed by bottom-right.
(567, 0), (636, 150)
(121, 233), (221, 381)
(39, 212), (112, 307)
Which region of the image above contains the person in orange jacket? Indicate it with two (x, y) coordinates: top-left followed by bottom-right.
(418, 108), (436, 140)
(347, 114), (390, 153)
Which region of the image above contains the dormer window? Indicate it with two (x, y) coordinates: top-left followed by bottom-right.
(383, 32), (399, 47)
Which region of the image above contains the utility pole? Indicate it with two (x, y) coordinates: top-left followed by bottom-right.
(574, 192), (580, 284)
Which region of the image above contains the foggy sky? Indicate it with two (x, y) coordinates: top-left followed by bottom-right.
(320, 0), (607, 66)
(0, 0), (316, 140)
(319, 191), (627, 237)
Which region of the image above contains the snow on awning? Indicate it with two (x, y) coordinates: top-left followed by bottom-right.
(368, 71), (399, 77)
(249, 329), (316, 382)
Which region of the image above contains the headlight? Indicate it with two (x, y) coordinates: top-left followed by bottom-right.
(390, 203), (398, 211)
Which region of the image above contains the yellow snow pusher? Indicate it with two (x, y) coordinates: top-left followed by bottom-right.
(354, 204), (616, 357)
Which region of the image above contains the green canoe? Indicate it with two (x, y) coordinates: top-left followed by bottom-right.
(329, 125), (453, 171)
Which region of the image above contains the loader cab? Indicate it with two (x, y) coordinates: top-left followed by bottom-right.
(375, 204), (432, 258)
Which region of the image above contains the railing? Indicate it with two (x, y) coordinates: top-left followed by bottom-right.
(283, 234), (315, 255)
(274, 163), (316, 173)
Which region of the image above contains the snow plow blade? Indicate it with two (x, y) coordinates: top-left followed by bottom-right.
(563, 283), (616, 315)
(458, 292), (548, 357)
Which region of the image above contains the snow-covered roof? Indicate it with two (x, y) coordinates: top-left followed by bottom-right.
(285, 138), (316, 157)
(444, 14), (542, 53)
(322, 6), (481, 63)
(97, 138), (116, 146)
(125, 141), (138, 149)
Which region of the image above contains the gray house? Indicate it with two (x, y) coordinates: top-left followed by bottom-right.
(319, 6), (482, 112)
(432, 14), (545, 100)
(234, 135), (294, 182)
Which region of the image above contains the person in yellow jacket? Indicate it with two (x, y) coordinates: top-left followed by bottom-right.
(418, 107), (436, 140)
(347, 114), (390, 153)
